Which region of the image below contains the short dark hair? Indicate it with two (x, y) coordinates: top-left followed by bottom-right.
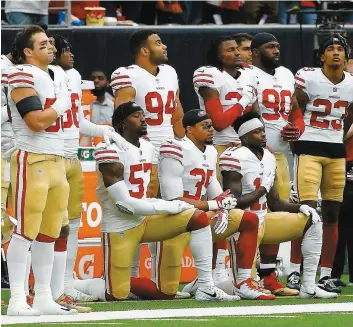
(233, 112), (261, 133)
(232, 33), (253, 46)
(206, 36), (235, 70)
(90, 69), (109, 81)
(12, 25), (45, 64)
(318, 33), (351, 66)
(53, 34), (72, 58)
(129, 30), (157, 57)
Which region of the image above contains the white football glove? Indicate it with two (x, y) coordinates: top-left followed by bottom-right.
(208, 189), (237, 211)
(299, 205), (321, 224)
(261, 169), (275, 193)
(213, 209), (229, 235)
(238, 84), (257, 108)
(102, 126), (129, 150)
(154, 200), (194, 215)
(51, 80), (72, 117)
(2, 139), (17, 161)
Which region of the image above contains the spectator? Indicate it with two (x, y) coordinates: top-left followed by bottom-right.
(201, 1), (243, 24)
(5, 0), (49, 25)
(90, 69), (114, 125)
(241, 1), (278, 24)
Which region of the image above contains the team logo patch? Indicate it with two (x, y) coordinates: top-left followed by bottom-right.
(198, 111), (207, 117)
(119, 232), (124, 238)
(37, 169), (43, 176)
(333, 87), (337, 92)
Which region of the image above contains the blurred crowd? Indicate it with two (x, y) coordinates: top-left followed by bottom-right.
(2, 0), (353, 26)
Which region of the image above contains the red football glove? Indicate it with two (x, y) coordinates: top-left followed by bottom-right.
(281, 123), (302, 141)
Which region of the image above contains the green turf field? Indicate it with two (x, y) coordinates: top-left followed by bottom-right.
(2, 275), (353, 326)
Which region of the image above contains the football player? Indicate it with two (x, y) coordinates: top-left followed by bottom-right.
(1, 52), (15, 247)
(6, 25), (77, 315)
(241, 33), (300, 296)
(48, 34), (127, 309)
(159, 109), (275, 300)
(193, 36), (258, 283)
(232, 33), (253, 65)
(111, 30), (185, 281)
(76, 101), (235, 302)
(220, 112), (336, 299)
(289, 34), (353, 293)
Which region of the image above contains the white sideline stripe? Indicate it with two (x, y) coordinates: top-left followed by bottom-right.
(2, 303), (353, 325)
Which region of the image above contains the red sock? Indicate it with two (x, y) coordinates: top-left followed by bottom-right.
(212, 240), (228, 269)
(290, 237), (303, 264)
(54, 237), (68, 252)
(321, 222), (338, 268)
(236, 212), (259, 269)
(130, 277), (175, 300)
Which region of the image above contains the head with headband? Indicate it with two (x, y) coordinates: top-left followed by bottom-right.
(233, 112), (266, 148)
(183, 109), (214, 145)
(318, 33), (351, 68)
(251, 32), (280, 70)
(112, 101), (147, 137)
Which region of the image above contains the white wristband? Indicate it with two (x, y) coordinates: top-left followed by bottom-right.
(208, 200), (219, 211)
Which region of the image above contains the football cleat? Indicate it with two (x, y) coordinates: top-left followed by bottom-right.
(56, 294), (91, 313)
(299, 286), (338, 299)
(262, 271), (299, 296)
(286, 271), (301, 291)
(65, 287), (98, 302)
(7, 299), (40, 316)
(32, 296), (78, 315)
(195, 285), (240, 301)
(182, 277), (198, 296)
(318, 276), (342, 293)
(233, 278), (276, 300)
(331, 278), (346, 287)
(175, 291), (191, 299)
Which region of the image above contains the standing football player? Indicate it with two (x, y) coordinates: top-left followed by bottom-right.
(159, 109), (275, 300)
(289, 33), (353, 293)
(48, 34), (127, 310)
(242, 32), (300, 296)
(193, 35), (258, 284)
(220, 112), (336, 299)
(6, 25), (76, 316)
(232, 33), (253, 65)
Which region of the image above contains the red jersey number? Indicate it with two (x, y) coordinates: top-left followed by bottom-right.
(183, 168), (213, 200)
(262, 89), (292, 121)
(250, 177), (267, 211)
(129, 163), (153, 199)
(310, 99), (348, 130)
(62, 93), (79, 129)
(145, 91), (176, 126)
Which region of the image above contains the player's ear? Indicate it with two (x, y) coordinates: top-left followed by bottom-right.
(141, 47), (149, 57)
(23, 47), (32, 58)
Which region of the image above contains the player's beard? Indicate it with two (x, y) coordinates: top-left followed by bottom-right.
(205, 139), (213, 145)
(150, 52), (168, 65)
(262, 54), (280, 69)
(92, 87), (106, 97)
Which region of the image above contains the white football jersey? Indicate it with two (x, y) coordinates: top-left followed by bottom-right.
(7, 64), (65, 155)
(251, 65), (295, 153)
(295, 68), (353, 143)
(159, 137), (218, 200)
(193, 66), (257, 146)
(1, 54), (15, 153)
(95, 138), (155, 233)
(219, 146), (276, 226)
(63, 68), (82, 158)
(111, 64), (179, 163)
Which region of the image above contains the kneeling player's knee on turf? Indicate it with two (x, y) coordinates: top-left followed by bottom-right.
(187, 210), (209, 232)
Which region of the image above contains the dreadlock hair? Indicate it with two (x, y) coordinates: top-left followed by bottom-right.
(205, 35), (235, 71)
(233, 111), (261, 134)
(53, 34), (72, 59)
(129, 30), (157, 58)
(318, 33), (352, 66)
(112, 107), (124, 135)
(11, 25), (45, 64)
